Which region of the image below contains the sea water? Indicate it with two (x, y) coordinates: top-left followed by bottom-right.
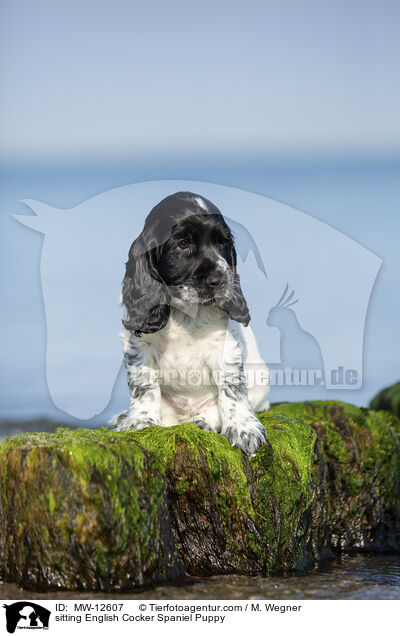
(1, 156), (399, 599)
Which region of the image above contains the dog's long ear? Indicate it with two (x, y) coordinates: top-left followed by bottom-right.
(122, 235), (170, 336)
(224, 272), (251, 326)
(222, 239), (250, 326)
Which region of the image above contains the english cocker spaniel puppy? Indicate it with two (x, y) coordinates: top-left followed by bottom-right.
(111, 191), (270, 454)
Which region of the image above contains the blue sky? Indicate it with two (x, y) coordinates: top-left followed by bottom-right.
(1, 0), (399, 161)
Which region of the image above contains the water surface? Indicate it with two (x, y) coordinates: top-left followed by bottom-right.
(1, 555), (399, 600)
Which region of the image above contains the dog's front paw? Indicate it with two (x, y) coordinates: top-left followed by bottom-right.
(194, 418), (216, 432)
(108, 410), (129, 428)
(114, 415), (160, 431)
(222, 416), (267, 456)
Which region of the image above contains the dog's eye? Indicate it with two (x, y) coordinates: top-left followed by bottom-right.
(177, 239), (190, 250)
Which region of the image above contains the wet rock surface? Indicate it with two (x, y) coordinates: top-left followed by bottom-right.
(370, 381), (400, 417)
(0, 429), (181, 590)
(0, 401), (399, 591)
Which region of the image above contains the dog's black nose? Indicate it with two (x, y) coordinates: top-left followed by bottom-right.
(207, 274), (221, 288)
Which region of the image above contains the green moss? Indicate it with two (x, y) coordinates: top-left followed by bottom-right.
(0, 427), (180, 590)
(370, 382), (400, 417)
(134, 423), (259, 572)
(94, 541), (111, 579)
(251, 412), (317, 570)
(135, 423), (251, 509)
(1, 401), (399, 588)
(48, 490), (56, 514)
(175, 478), (189, 495)
(270, 401), (400, 551)
(257, 412), (316, 490)
(347, 473), (363, 495)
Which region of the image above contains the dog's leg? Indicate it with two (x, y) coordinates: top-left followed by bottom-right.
(218, 330), (267, 455)
(234, 323), (270, 413)
(193, 403), (221, 433)
(114, 337), (161, 431)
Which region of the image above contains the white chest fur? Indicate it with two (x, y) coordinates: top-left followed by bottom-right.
(151, 308), (227, 416)
(160, 313), (225, 377)
(121, 307), (229, 421)
(120, 306), (269, 426)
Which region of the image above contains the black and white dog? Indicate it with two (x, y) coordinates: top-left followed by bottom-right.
(111, 191), (269, 454)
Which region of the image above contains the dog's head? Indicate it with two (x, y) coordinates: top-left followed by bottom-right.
(122, 191), (250, 335)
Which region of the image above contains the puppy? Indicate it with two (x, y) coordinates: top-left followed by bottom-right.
(111, 191), (270, 455)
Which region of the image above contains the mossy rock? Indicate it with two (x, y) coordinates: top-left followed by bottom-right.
(0, 429), (182, 590)
(370, 382), (400, 418)
(269, 401), (400, 554)
(1, 401), (400, 591)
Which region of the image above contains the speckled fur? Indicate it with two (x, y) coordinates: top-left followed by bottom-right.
(112, 305), (269, 454)
(110, 191), (270, 454)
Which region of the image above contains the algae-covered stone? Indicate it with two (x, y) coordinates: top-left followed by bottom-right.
(0, 401), (400, 591)
(370, 382), (400, 417)
(0, 428), (182, 590)
(135, 418), (320, 575)
(250, 413), (320, 571)
(135, 423), (265, 574)
(269, 401), (400, 553)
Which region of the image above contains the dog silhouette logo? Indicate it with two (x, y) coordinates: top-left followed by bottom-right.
(3, 602), (50, 633)
(13, 180), (381, 418)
